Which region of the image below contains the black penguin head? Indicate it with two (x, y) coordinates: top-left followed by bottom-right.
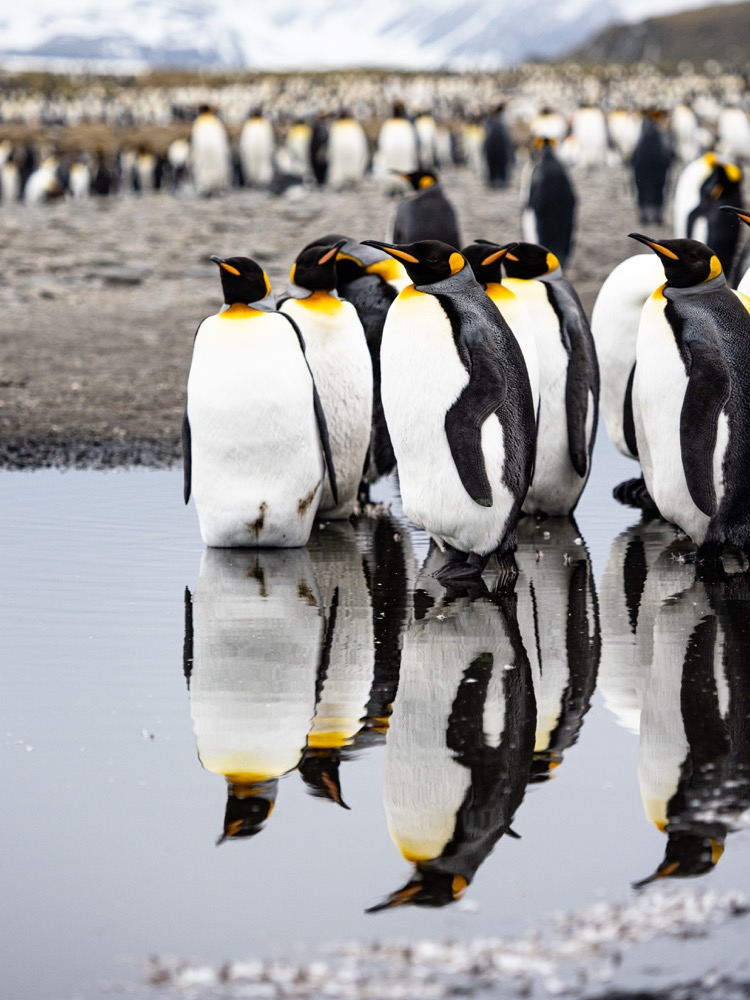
(488, 240), (560, 279)
(366, 871), (469, 912)
(720, 204), (750, 228)
(461, 241), (518, 285)
(360, 239), (465, 286)
(210, 255), (272, 305)
(290, 237), (348, 291)
(632, 831), (725, 889)
(217, 778), (279, 843)
(628, 233), (723, 287)
(701, 161), (743, 202)
(398, 170), (438, 191)
(298, 749), (350, 809)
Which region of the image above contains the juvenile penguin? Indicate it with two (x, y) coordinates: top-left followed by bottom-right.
(499, 241), (599, 516)
(280, 238), (373, 519)
(183, 255), (335, 547)
(520, 138), (577, 267)
(460, 241), (540, 412)
(391, 170), (461, 248)
(361, 238), (536, 583)
(629, 233), (750, 569)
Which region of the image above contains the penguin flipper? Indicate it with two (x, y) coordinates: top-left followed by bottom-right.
(548, 282), (599, 477)
(182, 408), (192, 504)
(278, 312), (339, 507)
(444, 349), (507, 507)
(680, 345), (730, 518)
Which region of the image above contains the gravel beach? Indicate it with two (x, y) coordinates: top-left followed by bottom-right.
(0, 161), (649, 469)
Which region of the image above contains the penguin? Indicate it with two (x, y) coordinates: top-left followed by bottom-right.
(326, 111), (370, 190)
(515, 516), (600, 781)
(591, 252), (665, 465)
(631, 110), (673, 225)
(460, 241), (540, 414)
(629, 233), (750, 569)
(520, 138), (577, 267)
(189, 104), (232, 196)
(183, 255), (336, 548)
(390, 170), (461, 248)
(570, 105), (608, 170)
(361, 238), (536, 584)
(685, 160), (744, 273)
(374, 101), (419, 183)
(238, 108), (275, 187)
(279, 237), (373, 520)
(483, 103), (515, 189)
(367, 590), (535, 911)
(300, 520), (376, 808)
(499, 241), (599, 516)
(184, 547), (324, 841)
(326, 235), (409, 494)
(721, 204), (750, 295)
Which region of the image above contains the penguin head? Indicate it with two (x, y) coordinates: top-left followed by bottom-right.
(298, 749), (350, 810)
(489, 240), (560, 279)
(461, 241), (518, 285)
(366, 871), (469, 912)
(361, 239), (465, 286)
(290, 237), (348, 291)
(702, 161), (743, 202)
(217, 778), (278, 843)
(397, 170), (438, 191)
(210, 255), (272, 305)
(628, 234), (723, 287)
(632, 830), (725, 888)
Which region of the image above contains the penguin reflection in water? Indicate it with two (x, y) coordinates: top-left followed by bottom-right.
(183, 548), (325, 841)
(632, 571), (750, 888)
(368, 588), (535, 910)
(183, 255), (336, 547)
(362, 238), (536, 585)
(629, 234), (750, 572)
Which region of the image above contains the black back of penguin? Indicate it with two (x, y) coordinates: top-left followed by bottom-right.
(392, 171), (461, 248)
(526, 141), (577, 267)
(687, 163), (744, 273)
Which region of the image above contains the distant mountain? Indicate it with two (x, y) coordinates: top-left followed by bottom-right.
(0, 0), (743, 72)
(569, 0), (750, 66)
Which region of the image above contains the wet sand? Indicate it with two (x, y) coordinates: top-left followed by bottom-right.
(0, 162), (650, 469)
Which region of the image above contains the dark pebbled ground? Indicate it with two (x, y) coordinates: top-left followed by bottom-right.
(0, 162), (656, 469)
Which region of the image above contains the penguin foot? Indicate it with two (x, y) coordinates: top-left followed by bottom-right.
(613, 477), (659, 512)
(433, 550), (488, 583)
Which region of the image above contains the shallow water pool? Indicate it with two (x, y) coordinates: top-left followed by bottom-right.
(2, 431), (750, 999)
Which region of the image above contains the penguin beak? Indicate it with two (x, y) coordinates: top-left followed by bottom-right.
(479, 242), (519, 266)
(361, 239), (420, 264)
(317, 239), (348, 265)
(628, 233), (680, 260)
(365, 884), (422, 912)
(720, 205), (750, 226)
(210, 254), (241, 276)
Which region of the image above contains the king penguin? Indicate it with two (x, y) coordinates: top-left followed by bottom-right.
(460, 241), (540, 414)
(330, 235), (409, 494)
(500, 241), (599, 516)
(685, 159), (744, 273)
(279, 237), (373, 519)
(390, 170), (461, 248)
(361, 238), (536, 584)
(629, 233), (750, 570)
(721, 204), (750, 295)
(183, 255), (336, 547)
(520, 138), (577, 267)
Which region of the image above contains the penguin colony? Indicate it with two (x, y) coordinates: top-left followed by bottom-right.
(182, 129), (750, 584)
